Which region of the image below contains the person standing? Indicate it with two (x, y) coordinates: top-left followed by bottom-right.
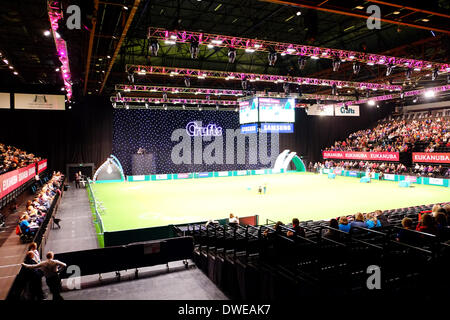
(74, 172), (80, 189)
(22, 251), (67, 300)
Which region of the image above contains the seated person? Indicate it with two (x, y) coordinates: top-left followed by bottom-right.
(19, 215), (38, 235)
(286, 218), (306, 238)
(350, 212), (367, 229)
(396, 217), (416, 244)
(365, 213), (381, 229)
(338, 216), (351, 233)
(323, 218), (341, 241)
(415, 213), (437, 235)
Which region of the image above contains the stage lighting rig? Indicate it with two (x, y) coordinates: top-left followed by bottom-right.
(432, 68), (438, 81)
(298, 56), (306, 70)
(149, 39), (160, 56)
(283, 82), (290, 94)
(405, 68), (412, 80)
(332, 57), (341, 72)
(331, 83), (338, 95)
(184, 77), (191, 87)
(386, 64), (394, 76)
(127, 71), (135, 84)
(228, 48), (236, 63)
(163, 92), (168, 101)
(268, 50), (277, 66)
(241, 77), (248, 90)
(190, 41), (199, 59)
(353, 62), (361, 75)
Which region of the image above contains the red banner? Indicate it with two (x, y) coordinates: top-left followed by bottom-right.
(323, 151), (400, 161)
(37, 159), (48, 174)
(0, 164), (36, 199)
(412, 153), (450, 164)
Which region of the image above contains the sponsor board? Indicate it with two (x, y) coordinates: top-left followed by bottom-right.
(132, 175), (146, 181)
(177, 173), (190, 179)
(14, 93), (65, 110)
(0, 164), (35, 198)
(37, 159), (48, 174)
(306, 104), (334, 116)
(0, 92), (10, 109)
(323, 151), (399, 161)
(240, 123), (258, 134)
(384, 174), (396, 181)
(334, 105), (360, 116)
(254, 169), (265, 175)
(155, 174), (168, 180)
(405, 176), (417, 183)
(236, 170), (247, 176)
(198, 172), (210, 178)
(412, 153), (450, 164)
(260, 123), (294, 133)
(217, 171), (229, 177)
(429, 178), (444, 186)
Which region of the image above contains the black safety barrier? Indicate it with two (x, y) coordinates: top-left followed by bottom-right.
(54, 236), (194, 279)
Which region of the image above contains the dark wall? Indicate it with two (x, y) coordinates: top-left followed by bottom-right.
(0, 96), (112, 172)
(279, 103), (396, 165)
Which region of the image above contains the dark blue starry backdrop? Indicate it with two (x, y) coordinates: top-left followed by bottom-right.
(113, 109), (278, 175)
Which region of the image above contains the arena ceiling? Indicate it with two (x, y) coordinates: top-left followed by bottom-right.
(0, 0), (449, 106)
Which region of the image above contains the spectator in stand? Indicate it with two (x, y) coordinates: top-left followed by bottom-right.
(229, 213), (239, 225)
(415, 213), (437, 235)
(374, 210), (390, 227)
(286, 218), (306, 238)
(338, 216), (351, 233)
(323, 218), (341, 241)
(365, 212), (381, 229)
(396, 217), (416, 244)
(350, 213), (367, 229)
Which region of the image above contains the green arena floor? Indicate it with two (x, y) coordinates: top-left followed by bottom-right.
(90, 172), (449, 232)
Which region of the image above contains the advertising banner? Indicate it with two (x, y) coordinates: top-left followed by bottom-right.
(384, 174), (396, 181)
(0, 92), (10, 109)
(323, 151), (399, 161)
(429, 178), (444, 186)
(37, 159), (48, 174)
(14, 93), (65, 110)
(412, 153), (450, 164)
(334, 105), (360, 116)
(260, 123), (294, 133)
(306, 104), (334, 116)
(0, 164), (35, 198)
(240, 123), (258, 134)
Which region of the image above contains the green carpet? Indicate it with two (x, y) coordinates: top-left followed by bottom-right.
(90, 172), (450, 232)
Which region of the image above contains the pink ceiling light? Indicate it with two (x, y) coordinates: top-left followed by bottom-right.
(110, 96), (239, 106)
(148, 28), (450, 73)
(126, 64), (403, 91)
(48, 1), (72, 101)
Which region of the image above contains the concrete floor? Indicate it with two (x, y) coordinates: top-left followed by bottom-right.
(43, 184), (228, 300)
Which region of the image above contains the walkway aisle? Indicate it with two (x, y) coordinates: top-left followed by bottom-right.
(44, 185), (98, 254)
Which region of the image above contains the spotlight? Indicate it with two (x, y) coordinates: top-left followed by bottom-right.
(332, 57), (341, 72)
(447, 75), (450, 84)
(400, 91), (405, 99)
(297, 56), (307, 70)
(145, 103), (149, 109)
(412, 96), (418, 103)
(190, 41), (199, 59)
(424, 90), (435, 98)
(163, 92), (168, 101)
(228, 48), (236, 63)
(353, 62), (361, 75)
(386, 64), (394, 76)
(268, 51), (277, 66)
(184, 77), (191, 87)
(241, 77), (248, 90)
(431, 67), (438, 81)
(405, 68), (412, 80)
(43, 30), (51, 37)
(164, 104), (168, 110)
(368, 100), (375, 106)
(149, 39), (160, 56)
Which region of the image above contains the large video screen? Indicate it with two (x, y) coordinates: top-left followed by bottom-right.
(258, 97), (295, 123)
(239, 98), (258, 124)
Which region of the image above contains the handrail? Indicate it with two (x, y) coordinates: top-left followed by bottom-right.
(87, 179), (105, 235)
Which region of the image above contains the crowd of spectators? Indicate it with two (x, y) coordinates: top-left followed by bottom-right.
(310, 161), (450, 178)
(18, 172), (64, 238)
(0, 143), (41, 175)
(324, 204), (450, 242)
(324, 117), (450, 153)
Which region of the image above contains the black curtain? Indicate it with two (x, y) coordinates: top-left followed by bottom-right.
(0, 96), (112, 172)
(279, 103), (396, 165)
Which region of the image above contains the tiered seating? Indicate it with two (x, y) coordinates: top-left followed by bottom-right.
(184, 202), (449, 298)
(0, 143), (41, 175)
